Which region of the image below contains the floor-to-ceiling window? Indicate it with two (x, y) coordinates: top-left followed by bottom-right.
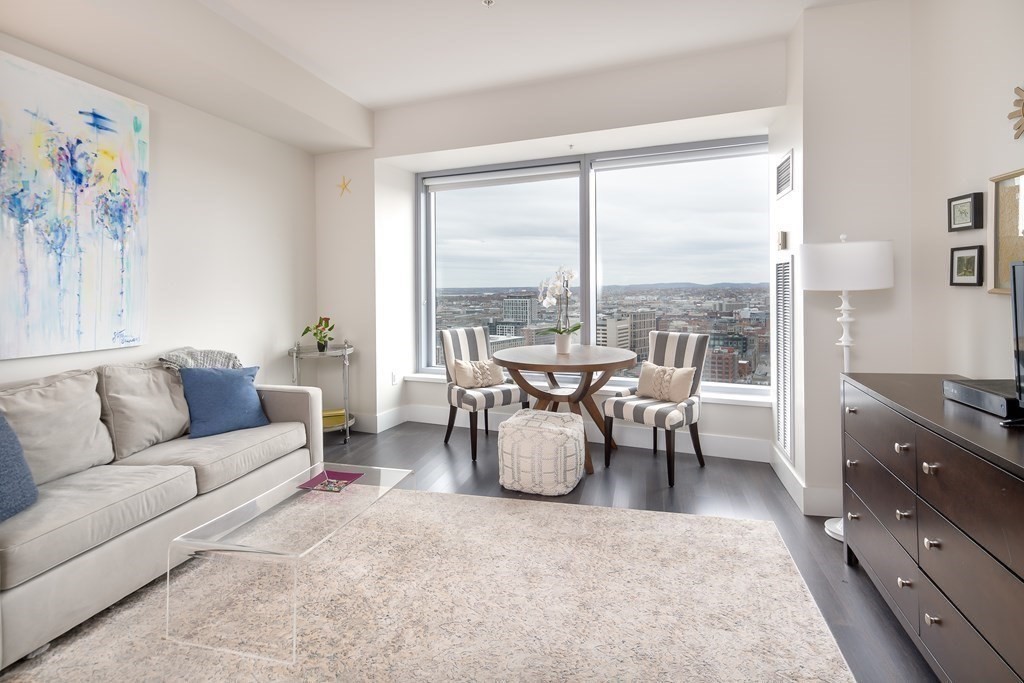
(418, 137), (770, 389)
(423, 164), (581, 365)
(593, 149), (770, 383)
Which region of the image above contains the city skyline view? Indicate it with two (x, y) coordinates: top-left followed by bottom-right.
(429, 150), (770, 386)
(435, 282), (770, 386)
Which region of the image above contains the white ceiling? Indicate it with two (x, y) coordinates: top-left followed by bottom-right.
(199, 0), (844, 110)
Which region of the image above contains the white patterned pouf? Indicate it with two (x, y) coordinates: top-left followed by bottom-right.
(498, 409), (586, 496)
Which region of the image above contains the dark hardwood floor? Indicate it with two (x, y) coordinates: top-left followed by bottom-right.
(325, 422), (936, 683)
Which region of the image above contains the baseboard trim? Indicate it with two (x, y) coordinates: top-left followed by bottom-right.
(375, 407), (403, 433)
(769, 444), (842, 517)
(802, 486), (843, 518)
(390, 404), (770, 463)
(770, 445), (805, 510)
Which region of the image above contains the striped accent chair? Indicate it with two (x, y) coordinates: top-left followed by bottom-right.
(602, 331), (710, 487)
(440, 327), (529, 461)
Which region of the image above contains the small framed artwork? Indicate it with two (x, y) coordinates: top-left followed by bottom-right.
(948, 192), (983, 231)
(950, 245), (984, 286)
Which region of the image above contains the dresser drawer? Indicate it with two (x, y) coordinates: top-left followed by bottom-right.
(918, 502), (1024, 676)
(845, 486), (919, 630)
(918, 574), (1020, 683)
(844, 435), (918, 560)
(918, 428), (1024, 579)
(843, 383), (917, 488)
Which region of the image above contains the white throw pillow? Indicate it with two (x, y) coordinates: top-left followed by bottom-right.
(636, 362), (696, 403)
(454, 359), (506, 388)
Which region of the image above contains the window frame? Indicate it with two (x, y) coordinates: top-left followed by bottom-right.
(416, 136), (771, 398)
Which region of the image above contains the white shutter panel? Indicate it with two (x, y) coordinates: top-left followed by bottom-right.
(774, 259), (794, 461)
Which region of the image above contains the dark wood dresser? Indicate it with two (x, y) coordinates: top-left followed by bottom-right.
(842, 373), (1024, 682)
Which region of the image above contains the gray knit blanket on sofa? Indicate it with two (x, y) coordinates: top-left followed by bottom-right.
(159, 347), (243, 372)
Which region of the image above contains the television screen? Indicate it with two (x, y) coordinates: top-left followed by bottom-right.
(1012, 262), (1024, 403)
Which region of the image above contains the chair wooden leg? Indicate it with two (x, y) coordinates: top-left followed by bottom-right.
(666, 428), (675, 487)
(652, 427), (658, 454)
(444, 406), (457, 444)
(469, 412), (478, 462)
(689, 423), (706, 467)
(484, 409), (489, 434)
(604, 416), (614, 468)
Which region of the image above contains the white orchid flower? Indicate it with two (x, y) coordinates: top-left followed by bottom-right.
(538, 266), (582, 335)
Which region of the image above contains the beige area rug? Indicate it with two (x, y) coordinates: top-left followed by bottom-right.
(3, 490), (852, 682)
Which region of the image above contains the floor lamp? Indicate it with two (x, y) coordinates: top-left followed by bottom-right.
(799, 235), (894, 542)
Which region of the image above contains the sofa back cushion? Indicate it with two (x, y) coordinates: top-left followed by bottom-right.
(98, 361), (190, 460)
(0, 369), (115, 484)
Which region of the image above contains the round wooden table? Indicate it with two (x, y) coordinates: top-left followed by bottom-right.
(491, 345), (637, 474)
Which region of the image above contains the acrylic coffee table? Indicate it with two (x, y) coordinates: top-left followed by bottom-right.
(165, 462), (413, 664)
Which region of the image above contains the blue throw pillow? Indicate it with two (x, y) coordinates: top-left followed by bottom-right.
(0, 413), (39, 522)
(179, 367), (270, 438)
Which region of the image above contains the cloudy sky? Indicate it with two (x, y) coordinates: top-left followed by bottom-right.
(434, 153), (769, 289)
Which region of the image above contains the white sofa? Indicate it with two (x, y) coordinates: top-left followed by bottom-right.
(0, 363), (322, 670)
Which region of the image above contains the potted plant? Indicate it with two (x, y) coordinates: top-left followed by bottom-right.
(538, 266), (582, 354)
(302, 316), (335, 352)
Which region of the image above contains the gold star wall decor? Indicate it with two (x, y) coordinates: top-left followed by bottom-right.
(338, 176), (352, 197)
(1010, 85), (1024, 140)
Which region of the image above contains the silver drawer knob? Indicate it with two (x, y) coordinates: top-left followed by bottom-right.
(896, 509), (912, 520)
(897, 577), (913, 588)
(845, 406), (858, 414)
(847, 512), (860, 521)
(846, 459), (859, 468)
(924, 613), (942, 626)
(894, 442), (911, 453)
(922, 462), (940, 475)
(923, 537), (942, 550)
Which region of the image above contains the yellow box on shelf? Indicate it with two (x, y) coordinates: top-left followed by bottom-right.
(322, 408), (348, 429)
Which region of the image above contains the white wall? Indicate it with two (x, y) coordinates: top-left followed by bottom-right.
(768, 17), (807, 507)
(781, 0), (914, 515)
(909, 0), (1024, 377)
(314, 150), (377, 420)
(373, 161), (417, 430)
(0, 33), (316, 386)
(374, 41), (786, 158)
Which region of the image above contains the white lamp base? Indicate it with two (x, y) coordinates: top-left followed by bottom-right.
(824, 517), (844, 541)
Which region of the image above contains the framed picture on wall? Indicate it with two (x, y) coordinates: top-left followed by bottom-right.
(947, 192), (983, 231)
(950, 245), (984, 286)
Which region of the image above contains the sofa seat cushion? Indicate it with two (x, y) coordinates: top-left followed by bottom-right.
(0, 464), (196, 589)
(114, 422), (306, 494)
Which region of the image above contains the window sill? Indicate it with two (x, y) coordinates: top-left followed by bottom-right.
(402, 373), (771, 408)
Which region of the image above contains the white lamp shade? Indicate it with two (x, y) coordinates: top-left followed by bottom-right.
(799, 240), (894, 292)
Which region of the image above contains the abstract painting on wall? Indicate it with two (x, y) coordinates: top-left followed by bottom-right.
(0, 51), (148, 360)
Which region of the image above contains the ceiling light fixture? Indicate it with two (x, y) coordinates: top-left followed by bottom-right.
(482, 0), (495, 6)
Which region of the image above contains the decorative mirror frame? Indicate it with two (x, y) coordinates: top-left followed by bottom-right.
(986, 167), (1024, 294)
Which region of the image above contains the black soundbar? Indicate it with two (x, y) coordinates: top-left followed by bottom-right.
(942, 378), (1022, 419)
